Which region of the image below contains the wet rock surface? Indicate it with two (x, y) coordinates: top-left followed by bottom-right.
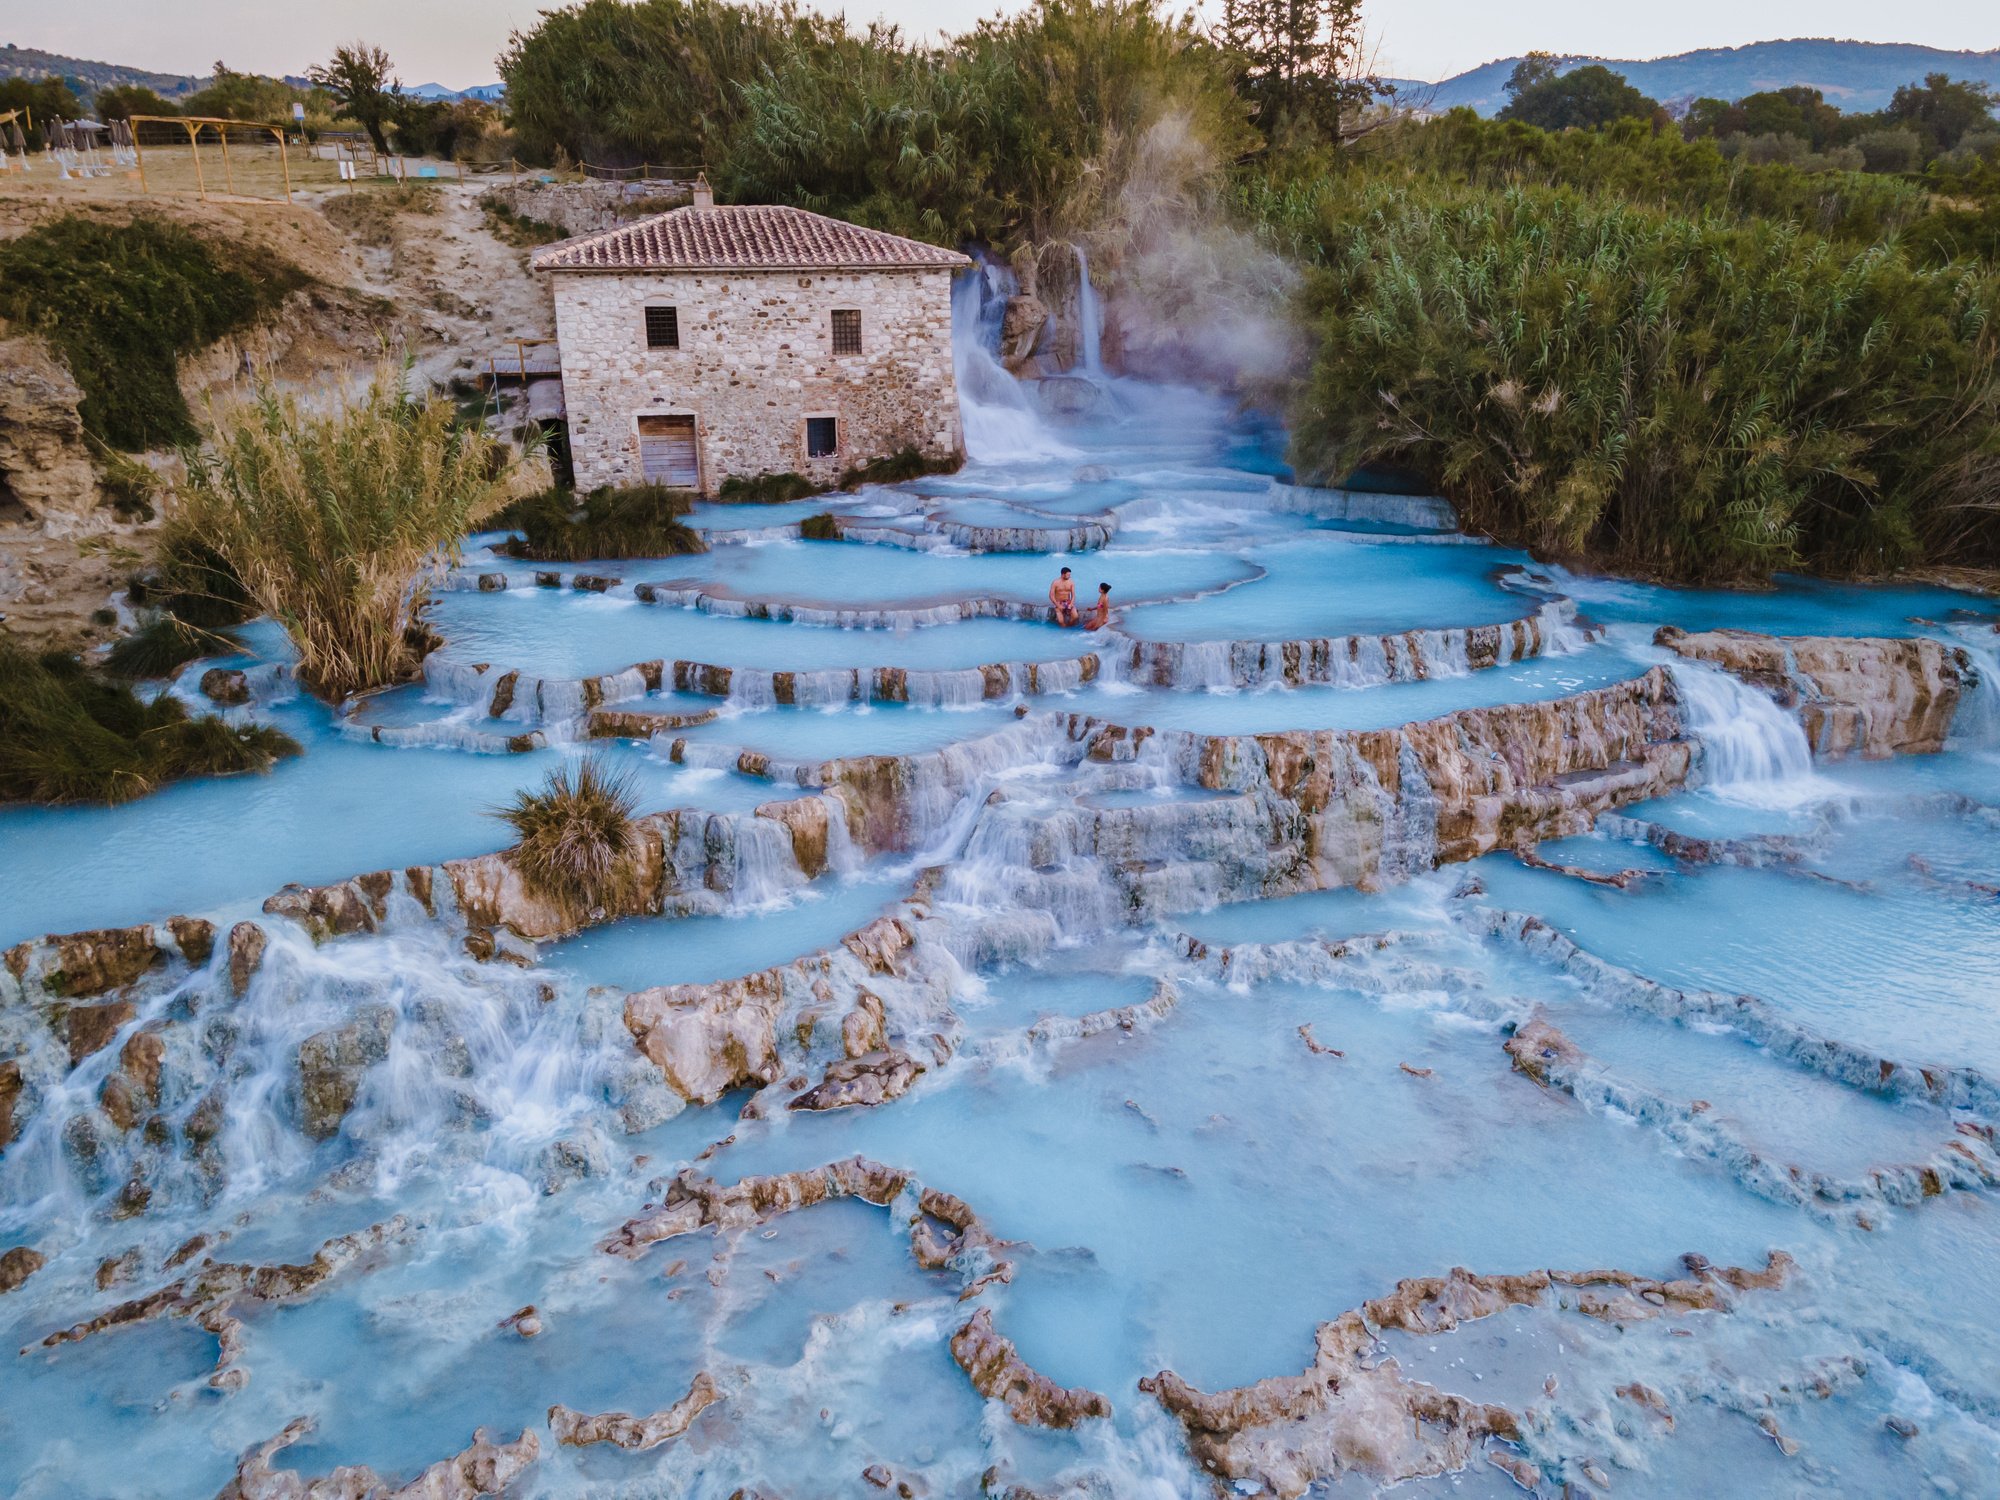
(216, 1417), (538, 1500)
(1140, 1254), (1793, 1496)
(1657, 626), (1974, 758)
(0, 1243), (46, 1293)
(951, 1307), (1112, 1427)
(295, 1006), (396, 1140)
(549, 1371), (721, 1451)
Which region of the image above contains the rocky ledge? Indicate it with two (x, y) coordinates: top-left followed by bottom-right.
(1141, 1252), (1793, 1496)
(1656, 625), (1978, 758)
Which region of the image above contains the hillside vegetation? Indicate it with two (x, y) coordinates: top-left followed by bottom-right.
(492, 0), (2000, 583)
(0, 215), (306, 450)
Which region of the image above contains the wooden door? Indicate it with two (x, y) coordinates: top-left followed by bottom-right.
(637, 414), (699, 488)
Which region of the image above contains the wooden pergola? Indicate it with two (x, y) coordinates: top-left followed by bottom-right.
(129, 115), (295, 202)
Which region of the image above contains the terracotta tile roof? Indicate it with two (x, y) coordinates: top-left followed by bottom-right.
(533, 204), (969, 273)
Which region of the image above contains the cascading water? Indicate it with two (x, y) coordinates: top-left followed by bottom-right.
(1666, 657), (1832, 806)
(1073, 242), (1105, 378)
(10, 321), (2000, 1500)
(950, 259), (1076, 462)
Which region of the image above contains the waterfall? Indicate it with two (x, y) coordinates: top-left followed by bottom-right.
(1668, 659), (1831, 807)
(1074, 243), (1105, 377)
(1945, 624), (2000, 753)
(950, 260), (1076, 463)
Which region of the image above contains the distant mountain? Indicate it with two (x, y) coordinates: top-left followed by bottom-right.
(404, 82), (506, 102)
(1411, 39), (2000, 116)
(0, 43), (203, 99)
(1, 45), (502, 106)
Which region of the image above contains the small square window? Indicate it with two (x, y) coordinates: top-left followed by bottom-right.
(644, 306), (679, 349)
(805, 416), (839, 459)
(830, 308), (862, 356)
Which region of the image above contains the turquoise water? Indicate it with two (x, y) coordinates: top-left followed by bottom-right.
(6, 322), (2000, 1498)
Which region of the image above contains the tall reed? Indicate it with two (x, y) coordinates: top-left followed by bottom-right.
(1288, 181), (2000, 580)
(176, 370), (523, 700)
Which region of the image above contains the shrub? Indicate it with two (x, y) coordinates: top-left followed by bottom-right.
(838, 447), (962, 490)
(1289, 182), (2000, 580)
(717, 471), (820, 504)
(175, 370), (518, 700)
(479, 195), (568, 248)
(322, 183), (442, 247)
(0, 643), (298, 806)
(495, 483), (707, 560)
(102, 618), (236, 679)
(1855, 127), (1923, 174)
(799, 512), (841, 539)
(495, 756), (640, 915)
(129, 523), (258, 631)
(0, 216), (306, 450)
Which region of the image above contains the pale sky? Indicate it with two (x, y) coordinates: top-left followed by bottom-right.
(6, 0), (1993, 92)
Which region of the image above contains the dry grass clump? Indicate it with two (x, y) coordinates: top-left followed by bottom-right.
(495, 483), (706, 561)
(176, 368), (521, 700)
(495, 756), (641, 915)
(323, 182), (444, 247)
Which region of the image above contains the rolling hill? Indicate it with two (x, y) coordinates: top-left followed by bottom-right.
(1409, 38), (2000, 116)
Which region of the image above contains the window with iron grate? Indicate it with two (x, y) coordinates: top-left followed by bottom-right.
(644, 306), (679, 349)
(831, 308), (862, 356)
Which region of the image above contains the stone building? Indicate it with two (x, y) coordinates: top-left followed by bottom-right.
(534, 183), (968, 495)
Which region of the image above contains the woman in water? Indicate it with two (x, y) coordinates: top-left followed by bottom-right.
(1083, 582), (1111, 630)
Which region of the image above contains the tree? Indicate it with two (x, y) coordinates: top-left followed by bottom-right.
(1886, 73), (1999, 157)
(1680, 96), (1738, 140)
(94, 85), (179, 123)
(1736, 86), (1839, 149)
(1498, 63), (1657, 132)
(308, 43), (400, 154)
(1221, 0), (1376, 144)
(1503, 52), (1564, 100)
(181, 62), (313, 124)
(0, 76), (84, 148)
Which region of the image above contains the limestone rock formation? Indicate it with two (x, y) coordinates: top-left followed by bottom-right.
(0, 335), (101, 529)
(1141, 1253), (1793, 1496)
(217, 1416), (538, 1500)
(0, 1244), (46, 1293)
(228, 922), (268, 996)
(39, 1217), (412, 1393)
(295, 1007), (396, 1139)
(201, 668), (253, 706)
(951, 1307), (1112, 1427)
(789, 1048), (925, 1111)
(1657, 626), (1973, 758)
(549, 1371), (720, 1451)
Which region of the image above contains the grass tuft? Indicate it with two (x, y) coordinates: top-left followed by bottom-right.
(495, 484), (707, 561)
(717, 471), (821, 504)
(799, 512), (841, 540)
(479, 195), (569, 248)
(0, 642), (298, 806)
(495, 756), (641, 915)
(102, 618), (237, 680)
(838, 448), (962, 491)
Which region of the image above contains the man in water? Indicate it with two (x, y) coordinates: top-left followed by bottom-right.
(1083, 582), (1111, 630)
(1049, 566), (1079, 626)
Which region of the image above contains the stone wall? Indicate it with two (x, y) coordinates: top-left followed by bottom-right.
(549, 266), (963, 494)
